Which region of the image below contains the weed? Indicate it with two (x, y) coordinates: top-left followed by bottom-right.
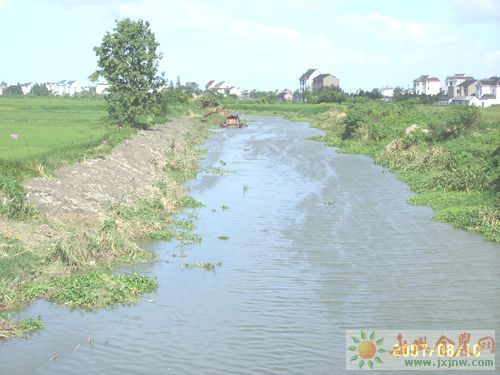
(209, 168), (237, 175)
(179, 196), (204, 208)
(0, 314), (44, 340)
(20, 268), (157, 309)
(183, 262), (222, 271)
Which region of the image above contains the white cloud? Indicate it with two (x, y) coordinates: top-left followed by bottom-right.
(453, 0), (500, 23)
(0, 0), (9, 10)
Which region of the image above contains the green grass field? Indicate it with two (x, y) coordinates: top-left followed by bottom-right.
(0, 96), (136, 217)
(0, 96), (133, 163)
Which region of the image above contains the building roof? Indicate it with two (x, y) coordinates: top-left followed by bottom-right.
(451, 96), (480, 101)
(457, 79), (477, 87)
(413, 75), (440, 82)
(205, 80), (215, 89)
(312, 73), (337, 82)
(478, 76), (500, 86)
(481, 94), (496, 99)
(299, 69), (319, 80)
(445, 73), (474, 81)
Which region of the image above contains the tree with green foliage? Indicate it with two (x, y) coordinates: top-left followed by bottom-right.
(90, 18), (164, 127)
(198, 91), (221, 108)
(30, 83), (50, 96)
(312, 86), (348, 103)
(3, 84), (23, 96)
(429, 105), (480, 140)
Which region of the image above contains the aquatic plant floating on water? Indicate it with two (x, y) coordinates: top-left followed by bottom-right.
(324, 200), (335, 206)
(183, 262), (222, 271)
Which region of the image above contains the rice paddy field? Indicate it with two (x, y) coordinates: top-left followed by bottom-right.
(0, 96), (133, 164)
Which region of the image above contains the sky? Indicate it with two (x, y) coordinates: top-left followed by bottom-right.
(0, 0), (499, 92)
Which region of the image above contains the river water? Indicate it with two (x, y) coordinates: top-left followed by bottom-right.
(1, 116), (499, 374)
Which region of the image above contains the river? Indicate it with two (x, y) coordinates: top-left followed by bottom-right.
(1, 116), (499, 374)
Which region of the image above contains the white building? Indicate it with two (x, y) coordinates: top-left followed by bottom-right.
(277, 90), (294, 101)
(476, 77), (500, 99)
(445, 73), (475, 97)
(213, 81), (232, 95)
(45, 80), (82, 96)
(380, 87), (394, 98)
(205, 80), (217, 90)
(299, 68), (320, 93)
(226, 86), (242, 98)
(205, 80), (241, 97)
(413, 75), (441, 95)
(95, 83), (110, 95)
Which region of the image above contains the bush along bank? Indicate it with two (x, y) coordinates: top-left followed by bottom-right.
(0, 115), (215, 339)
(228, 100), (499, 242)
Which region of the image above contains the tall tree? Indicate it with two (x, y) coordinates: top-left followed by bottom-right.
(90, 18), (164, 127)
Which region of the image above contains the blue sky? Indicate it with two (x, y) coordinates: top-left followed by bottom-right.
(0, 0), (499, 92)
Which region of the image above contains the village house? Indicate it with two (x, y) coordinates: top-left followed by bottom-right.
(205, 80), (217, 90)
(277, 90), (294, 102)
(456, 79), (478, 97)
(380, 87), (395, 98)
(299, 69), (320, 93)
(95, 83), (109, 95)
(445, 73), (475, 97)
(311, 74), (340, 92)
(226, 86), (243, 98)
(447, 77), (500, 107)
(476, 77), (500, 99)
(213, 81), (233, 95)
(450, 96), (481, 106)
(45, 80), (82, 96)
(204, 80), (242, 98)
(413, 75), (441, 95)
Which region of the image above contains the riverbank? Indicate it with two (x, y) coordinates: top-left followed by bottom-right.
(224, 100), (499, 243)
(0, 98), (217, 338)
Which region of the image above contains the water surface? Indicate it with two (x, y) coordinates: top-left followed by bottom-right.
(1, 116), (498, 374)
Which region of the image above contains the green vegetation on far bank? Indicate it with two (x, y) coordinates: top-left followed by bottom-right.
(225, 99), (499, 242)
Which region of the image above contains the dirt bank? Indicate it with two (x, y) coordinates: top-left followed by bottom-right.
(1, 119), (197, 245)
(26, 119), (194, 220)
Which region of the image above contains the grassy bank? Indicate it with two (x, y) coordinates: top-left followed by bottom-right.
(0, 97), (215, 339)
(225, 99), (499, 242)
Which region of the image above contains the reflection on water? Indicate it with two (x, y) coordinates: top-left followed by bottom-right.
(1, 116), (498, 374)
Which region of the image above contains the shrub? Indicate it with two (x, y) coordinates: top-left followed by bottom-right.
(429, 106), (480, 140)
